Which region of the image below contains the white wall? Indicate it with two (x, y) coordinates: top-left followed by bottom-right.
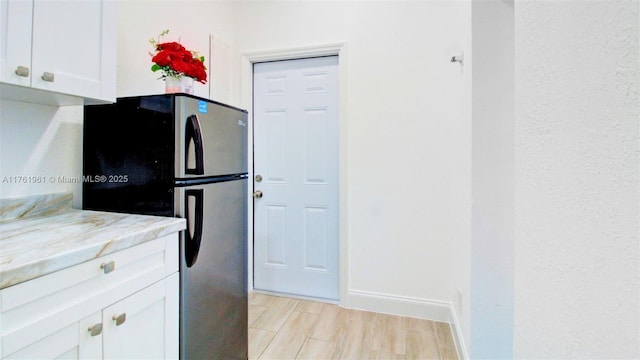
(116, 0), (236, 101)
(514, 0), (640, 357)
(0, 100), (83, 208)
(470, 0), (514, 358)
(231, 0), (472, 344)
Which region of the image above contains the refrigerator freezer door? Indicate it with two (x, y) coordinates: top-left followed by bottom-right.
(176, 179), (248, 360)
(83, 98), (175, 216)
(175, 96), (248, 179)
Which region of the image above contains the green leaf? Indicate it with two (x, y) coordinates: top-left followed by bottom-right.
(199, 56), (205, 63)
(151, 64), (161, 72)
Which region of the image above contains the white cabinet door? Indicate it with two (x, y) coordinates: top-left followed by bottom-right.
(4, 312), (102, 360)
(0, 0), (32, 86)
(102, 273), (179, 360)
(30, 0), (115, 101)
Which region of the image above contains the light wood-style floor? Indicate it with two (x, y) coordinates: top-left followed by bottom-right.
(249, 292), (458, 360)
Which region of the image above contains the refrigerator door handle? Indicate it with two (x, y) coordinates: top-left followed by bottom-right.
(185, 114), (205, 175)
(184, 188), (204, 267)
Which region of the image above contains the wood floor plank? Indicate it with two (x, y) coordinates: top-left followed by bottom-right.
(295, 338), (335, 360)
(310, 303), (350, 342)
(404, 316), (437, 333)
(248, 292), (456, 360)
(405, 329), (441, 360)
(348, 308), (379, 323)
(250, 293), (278, 306)
(434, 321), (458, 360)
(249, 305), (268, 327)
(376, 313), (406, 357)
(333, 319), (381, 359)
(295, 299), (325, 314)
(248, 328), (276, 360)
(251, 296), (299, 332)
(259, 311), (318, 360)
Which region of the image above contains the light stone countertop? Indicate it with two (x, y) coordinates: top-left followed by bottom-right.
(0, 193), (185, 290)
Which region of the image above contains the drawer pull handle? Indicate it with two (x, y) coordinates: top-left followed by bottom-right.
(15, 66), (29, 77)
(41, 72), (54, 82)
(100, 261), (115, 274)
(113, 313), (126, 326)
(88, 323), (103, 336)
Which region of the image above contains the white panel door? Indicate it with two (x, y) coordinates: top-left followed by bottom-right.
(253, 56), (339, 300)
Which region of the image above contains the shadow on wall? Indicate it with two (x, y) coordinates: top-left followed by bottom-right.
(0, 100), (84, 207)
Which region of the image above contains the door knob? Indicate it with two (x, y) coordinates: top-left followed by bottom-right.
(253, 190), (263, 199)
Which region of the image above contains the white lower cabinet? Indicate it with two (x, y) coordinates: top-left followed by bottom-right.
(0, 234), (179, 359)
(4, 313), (102, 360)
(102, 274), (178, 360)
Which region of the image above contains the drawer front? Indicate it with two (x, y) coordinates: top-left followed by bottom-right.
(0, 233), (178, 337)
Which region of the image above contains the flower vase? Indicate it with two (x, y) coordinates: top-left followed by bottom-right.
(165, 76), (194, 94)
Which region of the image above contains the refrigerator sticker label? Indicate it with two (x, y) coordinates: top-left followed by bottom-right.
(198, 101), (208, 113)
(238, 120), (246, 127)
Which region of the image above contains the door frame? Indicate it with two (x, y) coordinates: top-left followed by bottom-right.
(240, 43), (348, 304)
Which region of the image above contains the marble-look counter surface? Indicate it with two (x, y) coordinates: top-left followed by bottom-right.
(0, 193), (185, 290)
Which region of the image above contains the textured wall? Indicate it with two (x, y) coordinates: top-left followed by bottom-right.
(514, 0), (639, 357)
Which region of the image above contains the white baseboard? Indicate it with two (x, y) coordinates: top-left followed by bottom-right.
(344, 289), (468, 359)
(449, 304), (469, 360)
(345, 289), (452, 324)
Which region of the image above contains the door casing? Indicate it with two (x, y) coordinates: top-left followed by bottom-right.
(240, 43), (348, 305)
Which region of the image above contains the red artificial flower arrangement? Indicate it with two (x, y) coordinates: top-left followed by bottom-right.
(149, 30), (207, 84)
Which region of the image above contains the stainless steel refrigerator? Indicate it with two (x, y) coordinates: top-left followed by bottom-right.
(83, 94), (248, 359)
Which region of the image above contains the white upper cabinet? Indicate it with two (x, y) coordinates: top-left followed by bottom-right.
(0, 0), (32, 88)
(0, 0), (116, 105)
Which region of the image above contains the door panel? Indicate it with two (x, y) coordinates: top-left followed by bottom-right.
(265, 110), (287, 182)
(304, 206), (329, 271)
(253, 56), (339, 300)
(265, 204), (287, 266)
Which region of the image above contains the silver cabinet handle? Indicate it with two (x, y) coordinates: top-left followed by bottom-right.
(41, 72), (54, 82)
(100, 261), (115, 274)
(253, 190), (263, 199)
(88, 323), (103, 336)
(113, 313), (126, 326)
(15, 66), (29, 77)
